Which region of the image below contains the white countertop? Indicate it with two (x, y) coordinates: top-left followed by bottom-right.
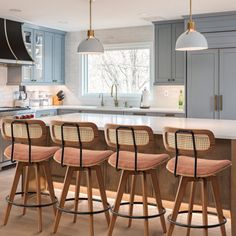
(31, 105), (185, 114)
(39, 112), (236, 140)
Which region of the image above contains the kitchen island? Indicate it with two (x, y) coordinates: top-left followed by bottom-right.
(39, 112), (235, 235)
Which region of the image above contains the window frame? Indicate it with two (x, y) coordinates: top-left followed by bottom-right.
(79, 42), (154, 101)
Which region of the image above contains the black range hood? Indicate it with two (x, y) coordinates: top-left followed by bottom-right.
(0, 18), (34, 65)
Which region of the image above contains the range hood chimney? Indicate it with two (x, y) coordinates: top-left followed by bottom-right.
(0, 18), (34, 65)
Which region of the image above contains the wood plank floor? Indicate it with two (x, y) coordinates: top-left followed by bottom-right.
(0, 167), (231, 236)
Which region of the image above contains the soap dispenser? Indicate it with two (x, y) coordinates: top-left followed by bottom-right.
(140, 88), (150, 109)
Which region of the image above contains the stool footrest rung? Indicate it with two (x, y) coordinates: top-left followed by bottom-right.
(111, 201), (166, 219)
(6, 192), (58, 208)
(56, 197), (111, 215)
(167, 210), (227, 229)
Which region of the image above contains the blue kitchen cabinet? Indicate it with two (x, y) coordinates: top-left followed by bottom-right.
(153, 20), (185, 85)
(20, 24), (65, 85)
(53, 34), (65, 84)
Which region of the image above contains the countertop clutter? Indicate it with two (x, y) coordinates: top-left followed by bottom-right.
(39, 112), (236, 140)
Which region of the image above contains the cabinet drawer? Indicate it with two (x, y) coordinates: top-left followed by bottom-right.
(57, 109), (81, 115)
(35, 109), (57, 118)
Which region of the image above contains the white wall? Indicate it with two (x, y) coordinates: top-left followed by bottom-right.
(64, 25), (184, 110)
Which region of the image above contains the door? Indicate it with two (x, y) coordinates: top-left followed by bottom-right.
(172, 22), (185, 84)
(53, 34), (65, 84)
(187, 49), (219, 119)
(22, 28), (34, 83)
(219, 48), (236, 119)
(155, 24), (172, 84)
(44, 32), (54, 83)
(34, 30), (44, 83)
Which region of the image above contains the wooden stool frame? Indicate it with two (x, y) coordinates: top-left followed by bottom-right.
(163, 127), (228, 236)
(50, 121), (111, 235)
(1, 119), (58, 232)
(105, 124), (167, 236)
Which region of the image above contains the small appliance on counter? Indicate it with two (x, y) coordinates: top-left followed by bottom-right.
(53, 90), (65, 105)
(14, 85), (29, 108)
(140, 88), (150, 109)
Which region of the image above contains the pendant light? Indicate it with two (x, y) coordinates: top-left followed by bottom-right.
(175, 0), (208, 51)
(77, 0), (104, 54)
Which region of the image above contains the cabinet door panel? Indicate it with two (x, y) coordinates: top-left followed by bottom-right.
(172, 23), (185, 83)
(155, 24), (172, 83)
(187, 50), (218, 119)
(54, 34), (65, 84)
(44, 32), (53, 83)
(219, 48), (236, 119)
(34, 30), (44, 82)
(22, 28), (34, 83)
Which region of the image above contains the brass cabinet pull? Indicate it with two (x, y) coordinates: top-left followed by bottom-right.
(219, 95), (223, 111)
(214, 95), (218, 111)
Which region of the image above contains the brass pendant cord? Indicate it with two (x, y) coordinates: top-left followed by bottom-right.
(189, 0), (192, 22)
(89, 0), (92, 31)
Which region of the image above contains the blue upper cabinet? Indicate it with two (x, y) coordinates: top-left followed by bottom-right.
(21, 24), (66, 85)
(153, 20), (185, 85)
(53, 34), (65, 84)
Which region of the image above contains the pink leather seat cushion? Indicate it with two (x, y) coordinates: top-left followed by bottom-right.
(54, 148), (113, 167)
(5, 144), (60, 162)
(108, 151), (169, 171)
(167, 156), (231, 177)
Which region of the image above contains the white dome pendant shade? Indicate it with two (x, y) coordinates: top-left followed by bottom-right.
(78, 30), (104, 54)
(77, 0), (104, 54)
(175, 0), (208, 51)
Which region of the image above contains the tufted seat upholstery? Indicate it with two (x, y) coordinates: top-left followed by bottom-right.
(5, 144), (60, 162)
(54, 147), (113, 167)
(167, 155), (231, 178)
(108, 151), (169, 171)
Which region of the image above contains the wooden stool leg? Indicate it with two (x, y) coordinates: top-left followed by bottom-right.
(201, 178), (208, 236)
(150, 170), (167, 233)
(86, 168), (94, 236)
(186, 181), (196, 236)
(210, 176), (227, 236)
(128, 174), (136, 228)
(108, 170), (129, 236)
(42, 161), (57, 215)
(167, 176), (189, 236)
(22, 166), (30, 216)
(94, 166), (110, 226)
(73, 170), (82, 223)
(53, 167), (74, 233)
(142, 172), (149, 236)
(35, 164), (42, 232)
(3, 162), (24, 225)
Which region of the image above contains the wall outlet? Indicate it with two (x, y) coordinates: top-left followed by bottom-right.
(164, 90), (169, 97)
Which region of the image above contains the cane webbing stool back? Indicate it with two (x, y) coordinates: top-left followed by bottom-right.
(50, 120), (113, 235)
(1, 118), (59, 232)
(163, 127), (231, 236)
(105, 124), (169, 236)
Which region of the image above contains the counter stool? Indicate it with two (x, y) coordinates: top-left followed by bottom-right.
(1, 119), (59, 232)
(104, 124), (170, 236)
(163, 127), (232, 236)
(50, 121), (113, 235)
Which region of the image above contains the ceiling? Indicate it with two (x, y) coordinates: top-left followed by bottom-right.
(0, 0), (236, 32)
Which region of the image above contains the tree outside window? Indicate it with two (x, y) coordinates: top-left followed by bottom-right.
(85, 47), (151, 94)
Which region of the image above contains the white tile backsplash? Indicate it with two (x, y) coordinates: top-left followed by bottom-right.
(0, 65), (66, 107)
(150, 85), (185, 110)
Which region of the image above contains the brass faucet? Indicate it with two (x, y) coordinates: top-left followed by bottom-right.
(111, 83), (119, 107)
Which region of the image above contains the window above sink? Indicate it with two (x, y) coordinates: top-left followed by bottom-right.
(80, 42), (153, 98)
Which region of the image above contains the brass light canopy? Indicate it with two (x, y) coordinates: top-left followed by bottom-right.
(175, 0), (208, 51)
(77, 0), (104, 54)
